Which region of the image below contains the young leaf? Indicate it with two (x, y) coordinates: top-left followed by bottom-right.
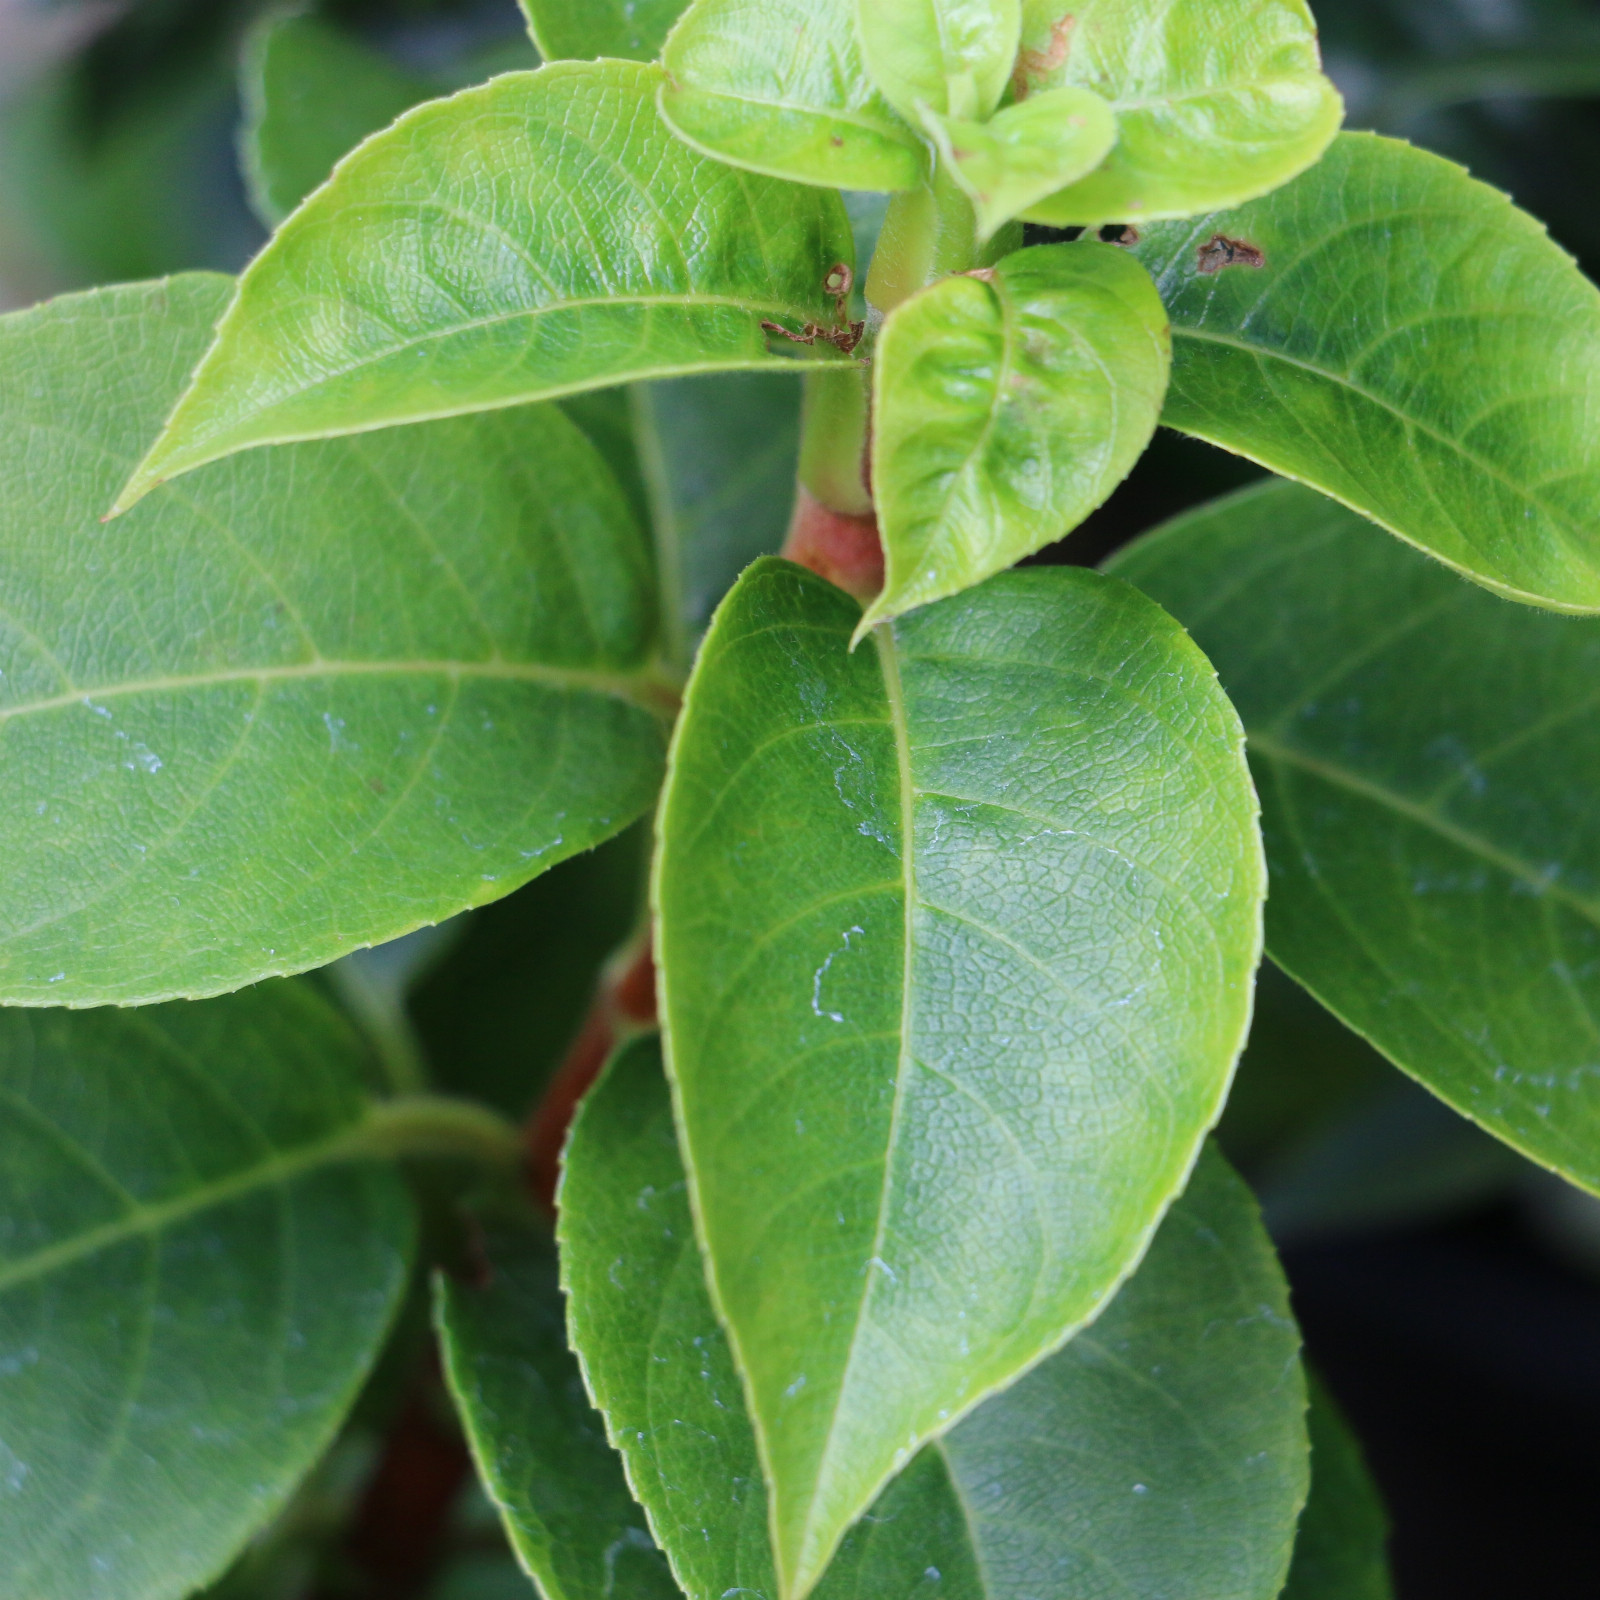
(865, 242), (1169, 633)
(0, 276), (666, 1005)
(856, 0), (1021, 124)
(927, 86), (1117, 239)
(519, 0), (687, 61)
(1110, 477), (1600, 1195)
(659, 0), (923, 192)
(1018, 0), (1342, 225)
(113, 60), (854, 508)
(1131, 132), (1600, 613)
(239, 10), (431, 226)
(435, 1210), (680, 1600)
(655, 559), (1265, 1596)
(560, 1036), (1308, 1600)
(1282, 1377), (1394, 1600)
(0, 981), (414, 1600)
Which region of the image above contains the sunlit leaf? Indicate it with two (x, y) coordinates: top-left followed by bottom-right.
(655, 559), (1264, 1596)
(519, 0), (686, 61)
(857, 0), (1020, 124)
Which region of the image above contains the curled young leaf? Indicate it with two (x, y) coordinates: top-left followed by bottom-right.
(1018, 0), (1342, 225)
(559, 1037), (1308, 1600)
(1132, 132), (1600, 613)
(519, 0), (688, 60)
(927, 85), (1117, 239)
(655, 559), (1264, 1597)
(659, 0), (923, 192)
(865, 241), (1169, 634)
(114, 61), (853, 509)
(1112, 477), (1600, 1197)
(0, 983), (414, 1600)
(856, 0), (1021, 124)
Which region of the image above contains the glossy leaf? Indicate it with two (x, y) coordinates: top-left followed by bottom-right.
(857, 0), (1020, 124)
(239, 11), (430, 227)
(114, 60), (855, 507)
(659, 0), (923, 192)
(1132, 132), (1600, 613)
(1018, 0), (1341, 225)
(0, 982), (414, 1600)
(928, 86), (1117, 239)
(0, 276), (665, 1004)
(1282, 1378), (1393, 1600)
(561, 1036), (1308, 1600)
(519, 0), (686, 61)
(1111, 478), (1600, 1194)
(655, 559), (1265, 1595)
(435, 1209), (679, 1600)
(865, 242), (1169, 633)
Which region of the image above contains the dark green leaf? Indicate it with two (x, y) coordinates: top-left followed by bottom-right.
(239, 11), (431, 227)
(1111, 477), (1600, 1193)
(856, 0), (1020, 125)
(655, 559), (1264, 1595)
(115, 61), (855, 506)
(0, 276), (665, 1004)
(435, 1209), (679, 1600)
(0, 982), (414, 1600)
(519, 0), (686, 61)
(866, 241), (1168, 632)
(1018, 0), (1342, 225)
(1132, 132), (1600, 612)
(659, 0), (923, 192)
(560, 1036), (1308, 1600)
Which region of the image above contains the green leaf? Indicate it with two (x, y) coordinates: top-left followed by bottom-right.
(435, 1209), (679, 1600)
(857, 0), (1020, 124)
(655, 559), (1265, 1596)
(927, 86), (1117, 239)
(1110, 477), (1600, 1194)
(0, 275), (666, 1005)
(1131, 132), (1600, 613)
(864, 242), (1169, 633)
(1018, 0), (1342, 225)
(113, 60), (855, 508)
(239, 11), (431, 228)
(519, 0), (686, 61)
(0, 981), (414, 1600)
(659, 0), (924, 192)
(1282, 1377), (1394, 1600)
(560, 1036), (1308, 1600)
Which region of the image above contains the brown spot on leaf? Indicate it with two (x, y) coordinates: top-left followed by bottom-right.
(830, 133), (844, 147)
(1196, 233), (1266, 274)
(1013, 15), (1074, 98)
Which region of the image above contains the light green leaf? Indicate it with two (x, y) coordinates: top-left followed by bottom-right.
(1132, 132), (1600, 613)
(0, 275), (666, 1005)
(435, 1209), (679, 1600)
(519, 0), (685, 61)
(864, 242), (1168, 633)
(1282, 1377), (1393, 1600)
(655, 559), (1265, 1596)
(560, 1036), (1308, 1600)
(1110, 477), (1600, 1195)
(659, 0), (923, 192)
(239, 10), (431, 228)
(114, 60), (854, 508)
(1018, 0), (1341, 225)
(927, 86), (1117, 239)
(0, 981), (414, 1600)
(857, 0), (1020, 124)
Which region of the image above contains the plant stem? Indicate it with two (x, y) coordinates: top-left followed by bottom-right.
(865, 162), (985, 315)
(359, 1094), (526, 1168)
(798, 365), (873, 516)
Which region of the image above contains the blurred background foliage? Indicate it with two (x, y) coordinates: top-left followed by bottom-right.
(6, 0), (1600, 1594)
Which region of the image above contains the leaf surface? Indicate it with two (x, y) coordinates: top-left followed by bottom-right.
(856, 0), (1020, 124)
(519, 0), (688, 60)
(115, 60), (854, 505)
(1019, 0), (1341, 224)
(866, 242), (1168, 632)
(1132, 132), (1600, 612)
(659, 0), (923, 192)
(0, 981), (413, 1600)
(560, 1036), (1307, 1600)
(655, 559), (1265, 1595)
(0, 276), (665, 1004)
(1111, 477), (1600, 1193)
(435, 1211), (679, 1600)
